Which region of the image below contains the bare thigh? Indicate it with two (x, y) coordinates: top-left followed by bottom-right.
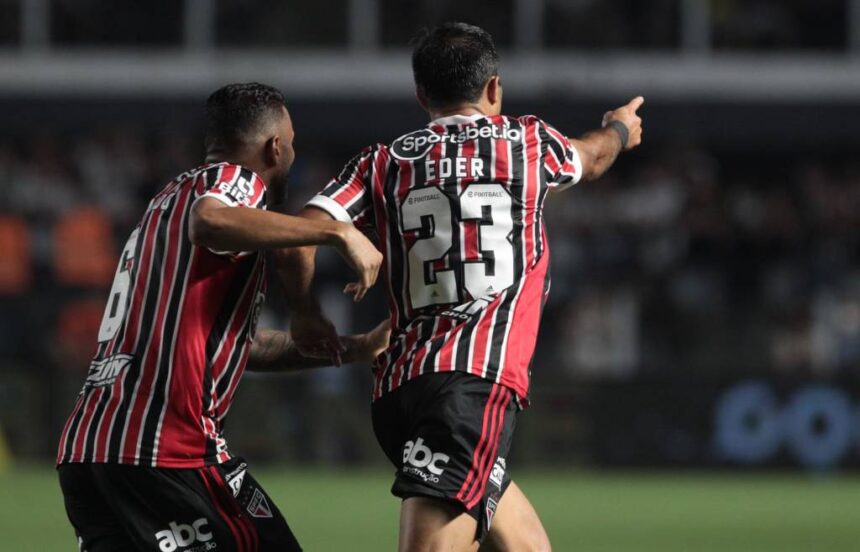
(479, 481), (551, 552)
(399, 496), (480, 552)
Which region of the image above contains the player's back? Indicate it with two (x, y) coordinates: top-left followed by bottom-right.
(307, 113), (583, 403)
(58, 163), (268, 468)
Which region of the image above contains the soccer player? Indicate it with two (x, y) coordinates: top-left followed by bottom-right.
(281, 23), (644, 551)
(56, 83), (387, 552)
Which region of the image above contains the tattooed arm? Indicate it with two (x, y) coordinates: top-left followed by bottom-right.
(247, 320), (390, 373)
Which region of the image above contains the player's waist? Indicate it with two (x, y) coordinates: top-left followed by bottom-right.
(372, 363), (530, 405)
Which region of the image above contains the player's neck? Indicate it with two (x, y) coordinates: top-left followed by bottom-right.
(205, 151), (245, 167)
(427, 104), (487, 122)
(204, 151), (266, 179)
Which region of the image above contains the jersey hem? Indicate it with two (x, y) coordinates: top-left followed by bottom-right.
(372, 370), (530, 408)
(56, 454), (232, 469)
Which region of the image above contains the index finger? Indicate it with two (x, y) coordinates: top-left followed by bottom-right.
(627, 96), (645, 111)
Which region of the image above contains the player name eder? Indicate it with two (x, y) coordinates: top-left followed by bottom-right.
(425, 156), (487, 179)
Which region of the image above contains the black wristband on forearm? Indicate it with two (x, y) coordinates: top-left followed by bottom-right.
(606, 120), (629, 149)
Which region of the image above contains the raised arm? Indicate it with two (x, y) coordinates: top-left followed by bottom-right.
(565, 96), (644, 185)
(248, 320), (390, 372)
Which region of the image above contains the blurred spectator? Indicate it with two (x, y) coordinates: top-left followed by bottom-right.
(0, 215), (31, 295)
(52, 207), (117, 287)
(560, 286), (640, 379)
(54, 298), (105, 370)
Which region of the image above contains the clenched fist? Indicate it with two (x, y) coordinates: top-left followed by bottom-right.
(335, 224), (383, 302)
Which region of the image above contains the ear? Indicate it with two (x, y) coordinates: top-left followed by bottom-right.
(486, 75), (501, 107)
(266, 135), (281, 167)
(415, 86), (430, 112)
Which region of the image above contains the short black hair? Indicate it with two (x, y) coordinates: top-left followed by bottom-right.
(411, 22), (500, 108)
(205, 82), (287, 150)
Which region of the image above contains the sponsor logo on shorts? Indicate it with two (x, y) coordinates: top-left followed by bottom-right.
(84, 354), (133, 388)
(402, 438), (450, 484)
(247, 488), (273, 518)
(154, 518), (216, 552)
(489, 457), (506, 490)
(224, 462), (247, 498)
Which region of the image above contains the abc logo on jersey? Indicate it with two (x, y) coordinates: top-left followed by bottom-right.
(402, 438), (450, 483)
(154, 518), (216, 552)
(218, 175), (256, 207)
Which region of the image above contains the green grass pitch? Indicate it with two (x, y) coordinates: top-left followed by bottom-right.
(1, 466), (857, 551)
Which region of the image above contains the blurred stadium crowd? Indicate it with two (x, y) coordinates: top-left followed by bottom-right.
(0, 123), (857, 464)
(3, 128), (858, 371)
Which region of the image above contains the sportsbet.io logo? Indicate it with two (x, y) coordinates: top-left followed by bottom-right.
(391, 129), (439, 160)
(391, 124), (522, 161)
(154, 518), (216, 552)
(402, 438), (450, 484)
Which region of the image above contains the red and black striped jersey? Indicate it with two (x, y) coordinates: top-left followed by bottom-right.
(307, 114), (582, 405)
(58, 163), (268, 468)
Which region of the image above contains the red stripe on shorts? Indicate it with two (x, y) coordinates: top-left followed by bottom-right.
(211, 465), (259, 552)
(456, 385), (504, 504)
(199, 466), (248, 552)
(465, 388), (512, 509)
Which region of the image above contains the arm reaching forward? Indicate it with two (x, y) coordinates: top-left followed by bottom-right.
(190, 197), (382, 297)
(561, 96), (644, 188)
(190, 196), (347, 251)
(248, 320), (391, 372)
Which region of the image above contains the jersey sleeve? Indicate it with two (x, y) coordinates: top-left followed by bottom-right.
(198, 164), (267, 209)
(193, 164), (267, 258)
(305, 146), (376, 227)
(539, 120), (583, 191)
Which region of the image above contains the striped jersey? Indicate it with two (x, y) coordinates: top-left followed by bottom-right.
(307, 114), (582, 404)
(58, 163), (268, 468)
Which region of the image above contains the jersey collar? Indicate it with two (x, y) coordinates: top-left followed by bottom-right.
(428, 113), (486, 126)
